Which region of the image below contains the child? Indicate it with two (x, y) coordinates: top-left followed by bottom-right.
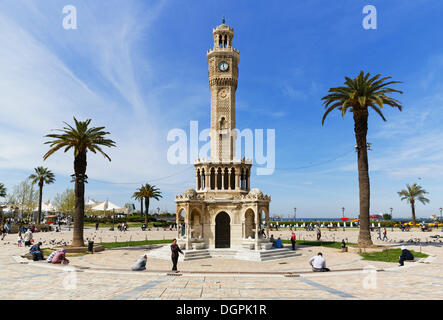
(17, 233), (23, 247)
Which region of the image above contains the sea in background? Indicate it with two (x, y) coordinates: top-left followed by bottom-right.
(270, 217), (433, 222)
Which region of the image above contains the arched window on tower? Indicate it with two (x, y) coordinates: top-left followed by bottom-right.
(210, 168), (215, 190)
(217, 168), (222, 190)
(202, 169), (206, 189)
(230, 168), (235, 190)
(240, 168), (245, 190)
(223, 168), (229, 190)
(197, 169), (201, 190)
(245, 169), (249, 190)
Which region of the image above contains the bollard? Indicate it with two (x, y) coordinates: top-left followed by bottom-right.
(88, 240), (94, 254)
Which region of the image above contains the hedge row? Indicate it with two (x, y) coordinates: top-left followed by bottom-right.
(268, 220), (403, 228)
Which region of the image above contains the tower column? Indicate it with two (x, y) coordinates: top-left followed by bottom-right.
(235, 172), (240, 191)
(254, 207), (259, 250)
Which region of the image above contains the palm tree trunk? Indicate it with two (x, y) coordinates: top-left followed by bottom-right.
(411, 201), (416, 226)
(354, 112), (373, 246)
(73, 152), (87, 247)
(37, 180), (43, 224)
(145, 197), (150, 226)
(140, 199), (143, 217)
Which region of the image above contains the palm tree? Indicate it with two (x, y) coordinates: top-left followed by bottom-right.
(29, 167), (55, 224)
(0, 183), (6, 198)
(43, 118), (116, 247)
(321, 71), (403, 246)
(398, 183), (430, 226)
(139, 184), (162, 226)
(131, 187), (144, 218)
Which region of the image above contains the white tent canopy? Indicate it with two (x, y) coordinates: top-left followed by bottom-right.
(34, 201), (56, 212)
(91, 200), (124, 212)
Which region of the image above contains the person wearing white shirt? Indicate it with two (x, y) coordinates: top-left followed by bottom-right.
(308, 252), (330, 272)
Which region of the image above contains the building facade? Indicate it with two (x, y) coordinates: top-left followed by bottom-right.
(175, 19), (271, 250)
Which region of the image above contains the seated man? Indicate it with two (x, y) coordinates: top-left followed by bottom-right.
(269, 234), (275, 245)
(274, 237), (283, 248)
(131, 254), (147, 271)
(29, 242), (44, 261)
(399, 246), (414, 266)
(51, 249), (69, 264)
(308, 252), (330, 272)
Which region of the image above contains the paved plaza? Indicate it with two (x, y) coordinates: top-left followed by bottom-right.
(1, 228), (442, 300)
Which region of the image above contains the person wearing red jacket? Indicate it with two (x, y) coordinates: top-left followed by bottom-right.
(290, 232), (296, 250)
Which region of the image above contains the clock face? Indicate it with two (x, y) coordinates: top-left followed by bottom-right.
(218, 61), (229, 72)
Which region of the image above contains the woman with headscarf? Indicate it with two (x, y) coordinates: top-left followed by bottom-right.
(29, 242), (44, 261)
(131, 254), (147, 271)
(51, 249), (69, 264)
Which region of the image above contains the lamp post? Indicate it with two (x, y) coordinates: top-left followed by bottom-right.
(440, 208), (442, 231)
(293, 207), (296, 231)
(390, 207), (393, 232)
(341, 207), (345, 231)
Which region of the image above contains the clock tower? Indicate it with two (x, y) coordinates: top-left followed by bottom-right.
(207, 17), (240, 162)
(172, 18), (272, 254)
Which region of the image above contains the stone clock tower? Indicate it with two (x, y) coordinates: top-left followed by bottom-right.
(207, 17), (239, 162)
(170, 19), (276, 259)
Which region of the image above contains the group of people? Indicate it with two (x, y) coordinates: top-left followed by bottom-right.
(27, 242), (69, 264)
(376, 227), (388, 241)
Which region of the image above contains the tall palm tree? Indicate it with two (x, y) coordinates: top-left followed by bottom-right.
(43, 117), (116, 247)
(139, 184), (162, 226)
(29, 167), (55, 224)
(321, 71), (403, 246)
(398, 183), (430, 226)
(131, 187), (144, 218)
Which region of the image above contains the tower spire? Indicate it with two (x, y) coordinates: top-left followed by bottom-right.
(222, 16), (225, 24)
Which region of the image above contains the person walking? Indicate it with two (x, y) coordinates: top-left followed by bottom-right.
(95, 222), (99, 231)
(316, 224), (321, 241)
(170, 239), (183, 272)
(377, 227), (382, 240)
(290, 232), (296, 250)
(382, 228), (388, 241)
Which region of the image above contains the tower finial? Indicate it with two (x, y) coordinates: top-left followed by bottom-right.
(222, 16), (225, 24)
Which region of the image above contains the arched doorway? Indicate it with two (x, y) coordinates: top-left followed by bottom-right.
(215, 212), (230, 248)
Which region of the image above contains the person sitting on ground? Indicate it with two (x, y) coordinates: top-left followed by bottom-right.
(29, 242), (44, 261)
(141, 224), (147, 231)
(269, 234), (275, 246)
(399, 245), (414, 266)
(131, 254), (147, 271)
(51, 248), (69, 264)
(46, 249), (62, 263)
(274, 237), (283, 248)
(308, 252), (330, 272)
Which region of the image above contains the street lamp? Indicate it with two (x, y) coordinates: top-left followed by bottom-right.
(390, 207), (393, 232)
(293, 207), (296, 231)
(342, 207), (345, 231)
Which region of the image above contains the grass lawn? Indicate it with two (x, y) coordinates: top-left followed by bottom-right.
(98, 239), (173, 249)
(360, 248), (428, 263)
(41, 248), (88, 258)
(282, 240), (356, 249)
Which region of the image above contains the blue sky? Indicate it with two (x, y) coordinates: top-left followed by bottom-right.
(1, 0), (443, 219)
